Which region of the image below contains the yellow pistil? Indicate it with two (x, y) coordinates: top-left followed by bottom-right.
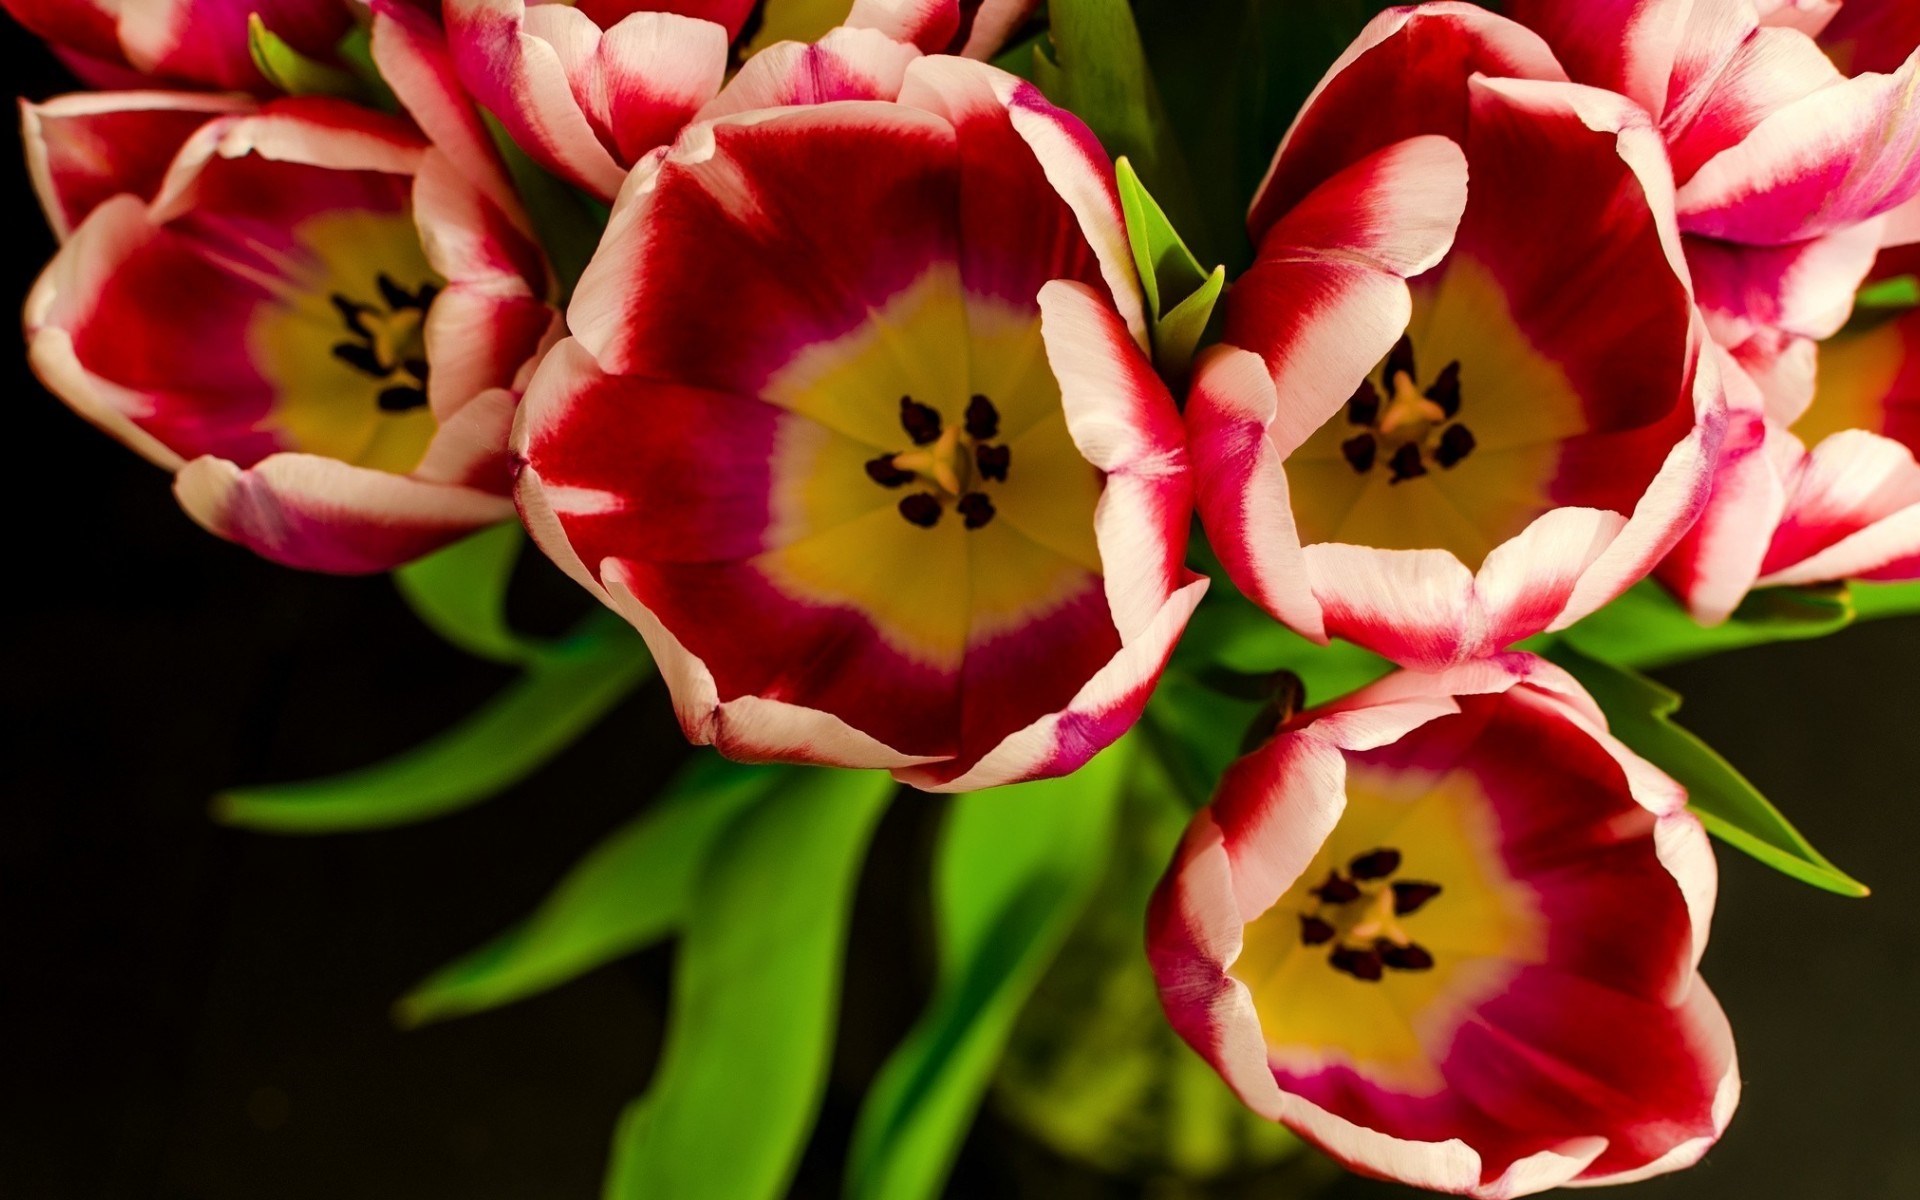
(365, 306), (426, 377)
(1376, 368), (1449, 447)
(889, 423), (973, 498)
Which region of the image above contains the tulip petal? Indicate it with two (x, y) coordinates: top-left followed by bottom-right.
(1252, 3), (1563, 241)
(698, 25), (919, 119)
(1678, 50), (1920, 245)
(175, 452), (513, 574)
(21, 91), (252, 240)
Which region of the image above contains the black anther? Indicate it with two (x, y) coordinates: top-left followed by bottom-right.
(1391, 881), (1443, 916)
(1329, 945), (1385, 982)
(966, 394), (1000, 440)
(1387, 442), (1427, 483)
(376, 385), (428, 413)
(1378, 941), (1435, 972)
(1425, 361), (1462, 418)
(865, 456), (915, 487)
(1299, 915), (1336, 946)
(898, 493), (943, 527)
(975, 443), (1011, 482)
(1434, 423), (1476, 469)
(1342, 433), (1377, 474)
(899, 396), (943, 445)
(1349, 848), (1402, 880)
(958, 492), (996, 530)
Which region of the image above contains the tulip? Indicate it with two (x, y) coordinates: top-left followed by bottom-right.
(444, 0), (1038, 202)
(1, 0), (351, 92)
(1511, 0), (1920, 615)
(1507, 0), (1920, 415)
(514, 52), (1205, 790)
(1148, 655), (1735, 1197)
(1189, 4), (1721, 670)
(24, 77), (558, 572)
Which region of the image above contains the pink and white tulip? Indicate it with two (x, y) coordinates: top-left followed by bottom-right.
(1149, 656), (1735, 1197)
(1190, 5), (1722, 671)
(1, 0), (352, 92)
(1511, 0), (1920, 616)
(750, 0), (1041, 59)
(443, 0), (734, 201)
(25, 93), (557, 573)
(515, 54), (1205, 790)
(1507, 0), (1920, 414)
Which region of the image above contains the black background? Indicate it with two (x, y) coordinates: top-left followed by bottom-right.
(4, 20), (1917, 1200)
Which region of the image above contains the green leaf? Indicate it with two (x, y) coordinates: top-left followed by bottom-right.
(1554, 580), (1856, 670)
(846, 742), (1130, 1200)
(1547, 645), (1868, 898)
(1032, 0), (1201, 239)
(1855, 274), (1919, 311)
(393, 523), (552, 667)
(604, 767), (894, 1200)
(1115, 158), (1224, 378)
(482, 113), (607, 299)
(247, 13), (369, 101)
(396, 755), (786, 1027)
(994, 754), (1304, 1179)
(332, 22), (400, 112)
(1850, 579), (1920, 621)
(215, 610), (652, 834)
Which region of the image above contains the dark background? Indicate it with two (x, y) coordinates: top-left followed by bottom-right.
(5, 21), (1918, 1200)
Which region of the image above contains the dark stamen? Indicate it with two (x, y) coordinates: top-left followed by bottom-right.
(1387, 442), (1427, 483)
(1341, 433), (1377, 475)
(416, 282), (440, 310)
(1314, 872), (1361, 905)
(402, 358), (431, 382)
(378, 272), (421, 312)
(1425, 361), (1462, 418)
(1299, 915), (1336, 946)
(1385, 334), (1417, 386)
(1347, 378), (1381, 427)
(865, 456), (915, 487)
(975, 443), (1011, 482)
(900, 396), (944, 445)
(1349, 848), (1402, 880)
(333, 342), (388, 377)
(377, 385), (428, 413)
(966, 394), (1000, 440)
(899, 493), (942, 528)
(1378, 941), (1435, 972)
(1434, 423), (1476, 469)
(1391, 881), (1443, 916)
(958, 492), (996, 530)
(330, 293), (369, 338)
(1329, 946), (1385, 982)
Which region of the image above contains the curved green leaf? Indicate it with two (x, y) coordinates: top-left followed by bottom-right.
(393, 523), (551, 667)
(846, 743), (1130, 1200)
(247, 13), (368, 101)
(396, 755), (785, 1027)
(604, 768), (895, 1200)
(1850, 579), (1920, 621)
(1548, 645), (1868, 897)
(1116, 158), (1223, 379)
(1554, 580), (1854, 670)
(215, 610), (652, 834)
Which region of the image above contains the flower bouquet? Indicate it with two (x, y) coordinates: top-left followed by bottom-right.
(9, 0), (1920, 1195)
